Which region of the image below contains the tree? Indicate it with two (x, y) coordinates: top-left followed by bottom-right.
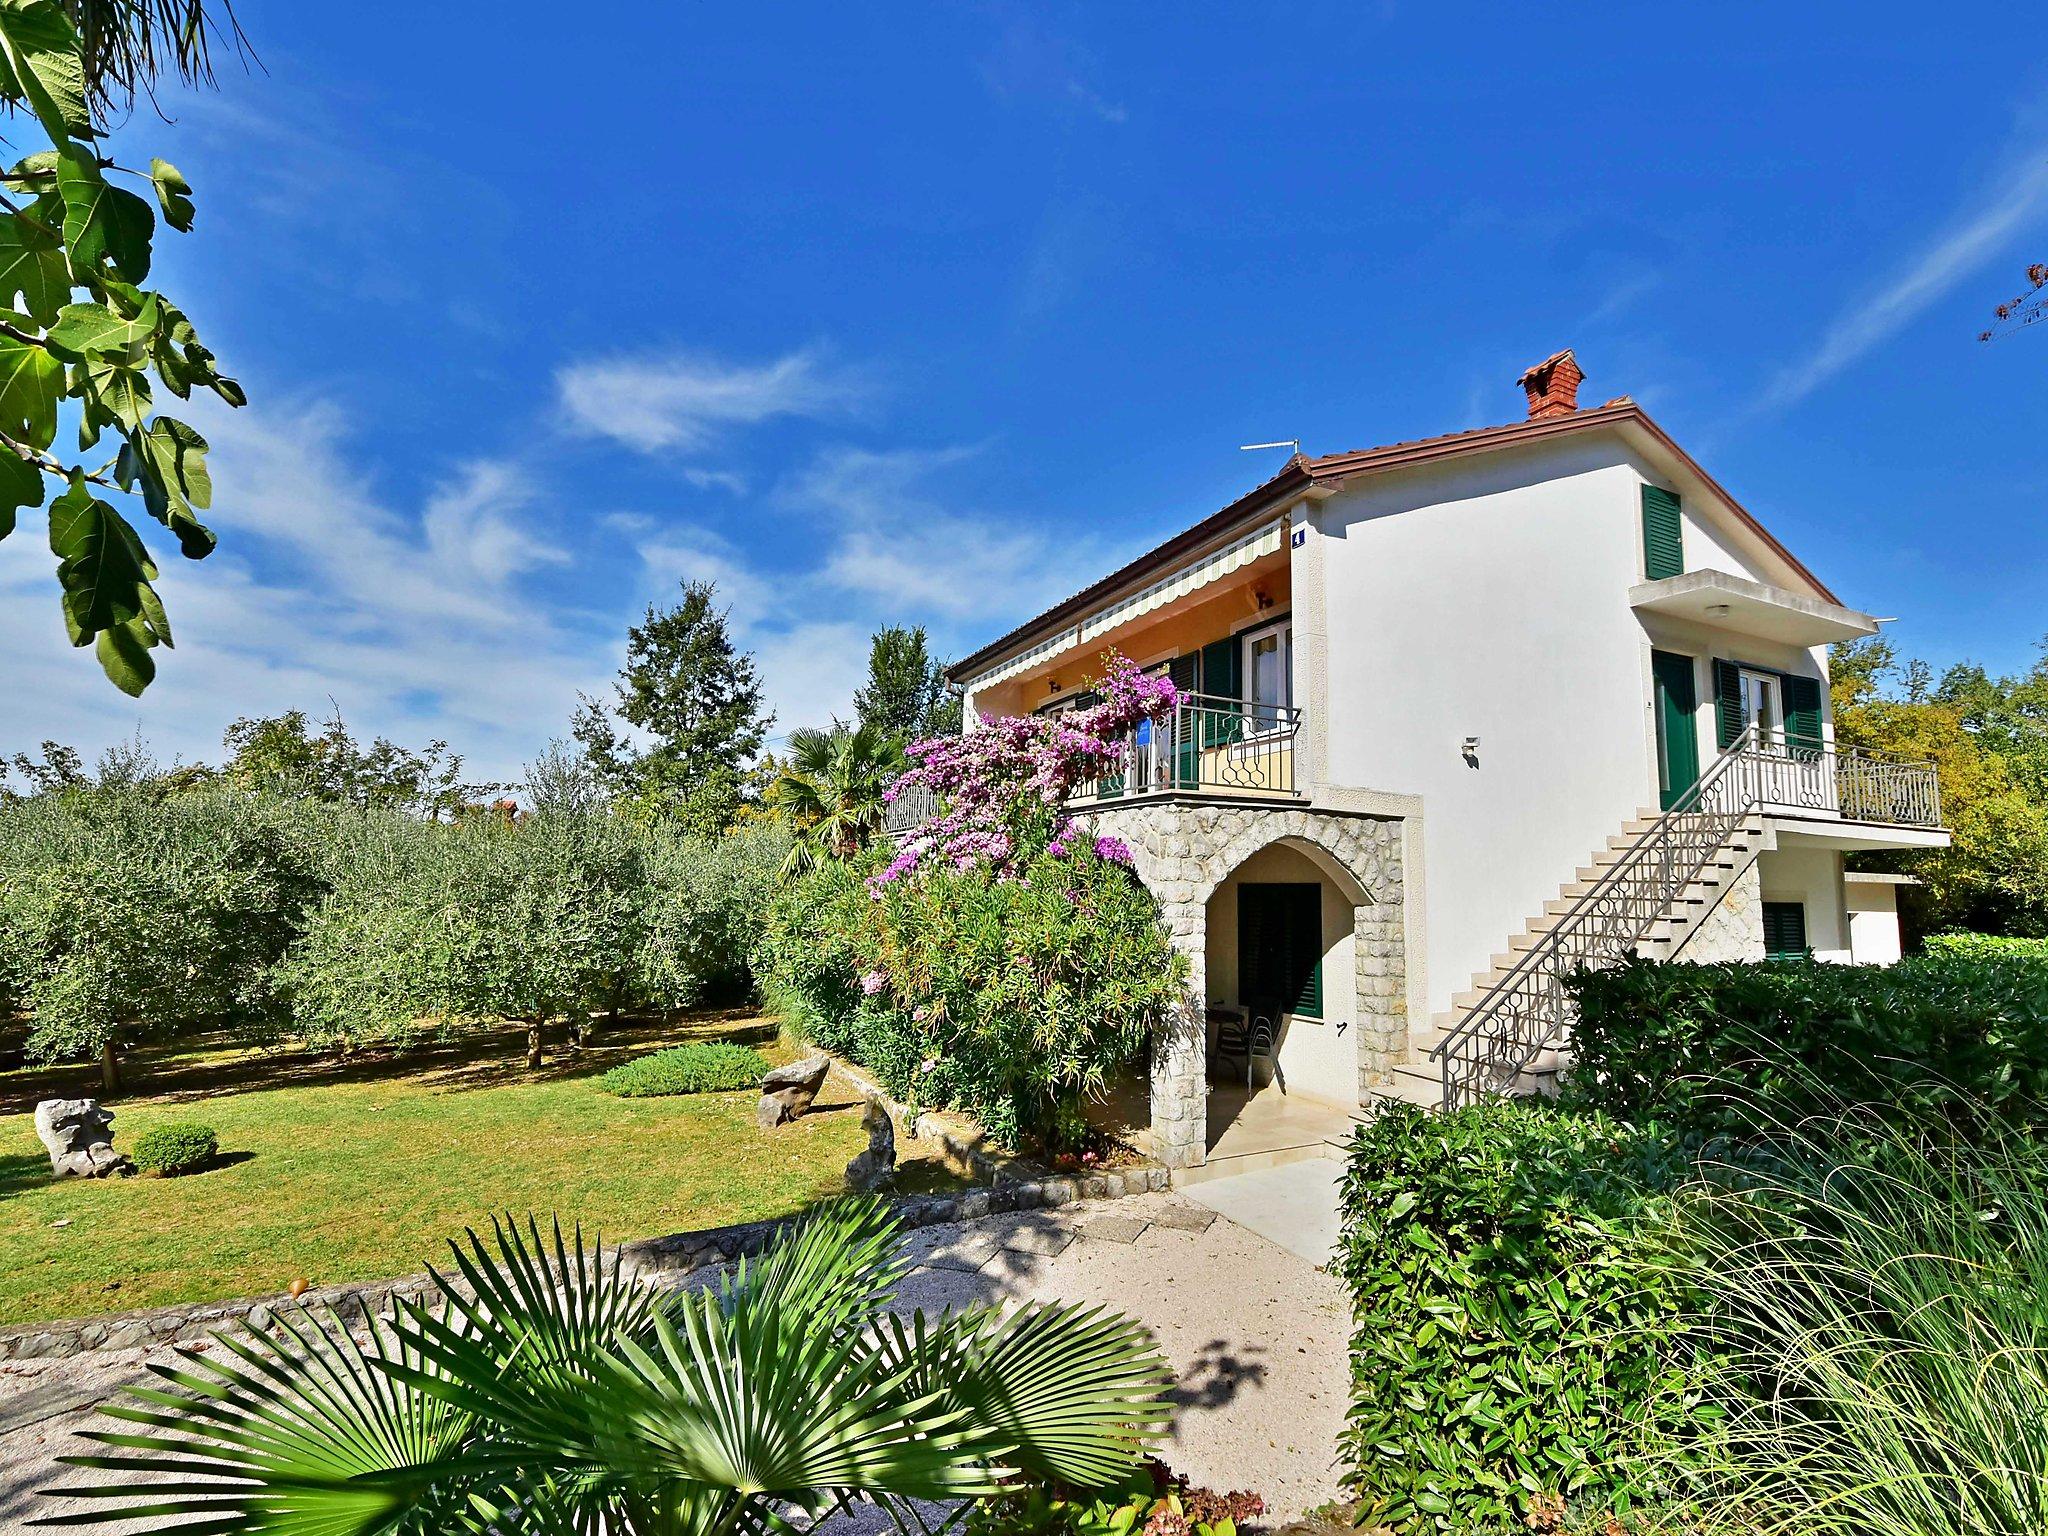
(1831, 635), (2048, 937)
(573, 580), (773, 832)
(219, 708), (485, 818)
(54, 1201), (1171, 1536)
(279, 811), (643, 1069)
(854, 623), (961, 740)
(0, 784), (321, 1090)
(1981, 262), (2047, 341)
(770, 721), (906, 876)
(0, 0), (248, 694)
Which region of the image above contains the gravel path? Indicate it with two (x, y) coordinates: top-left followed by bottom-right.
(0, 1188), (1351, 1530)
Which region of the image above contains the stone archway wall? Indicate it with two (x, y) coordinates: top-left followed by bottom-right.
(1077, 800), (1406, 1168)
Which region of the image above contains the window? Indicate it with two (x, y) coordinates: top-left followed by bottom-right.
(1240, 620), (1292, 733)
(1762, 900), (1809, 959)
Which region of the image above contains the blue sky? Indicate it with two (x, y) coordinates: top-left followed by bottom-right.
(5, 3), (2046, 784)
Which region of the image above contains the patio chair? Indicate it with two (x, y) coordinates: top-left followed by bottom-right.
(1212, 1005), (1278, 1088)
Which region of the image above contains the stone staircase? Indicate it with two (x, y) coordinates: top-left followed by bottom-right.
(1371, 805), (1768, 1109)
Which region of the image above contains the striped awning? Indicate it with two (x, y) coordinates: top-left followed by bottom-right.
(965, 517), (1287, 689)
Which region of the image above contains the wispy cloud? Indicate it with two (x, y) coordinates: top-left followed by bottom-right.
(979, 6), (1128, 124)
(1, 396), (612, 784)
(1762, 150), (2048, 409)
(555, 347), (869, 453)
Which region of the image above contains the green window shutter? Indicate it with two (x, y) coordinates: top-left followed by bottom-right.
(1712, 658), (1744, 749)
(1642, 485), (1684, 580)
(1762, 900), (1809, 958)
(1784, 674), (1823, 754)
(1199, 637), (1242, 748)
(1168, 654), (1201, 786)
(1199, 637), (1240, 699)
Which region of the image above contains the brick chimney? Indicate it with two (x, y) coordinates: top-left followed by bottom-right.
(1517, 349), (1583, 419)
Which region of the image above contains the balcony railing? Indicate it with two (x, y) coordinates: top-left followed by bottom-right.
(1072, 691), (1302, 803)
(1741, 731), (1943, 828)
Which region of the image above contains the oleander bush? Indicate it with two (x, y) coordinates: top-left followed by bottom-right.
(1560, 954), (2048, 1138)
(599, 1042), (769, 1097)
(757, 843), (1184, 1150)
(131, 1121), (220, 1176)
(1922, 930), (2048, 962)
(1334, 1100), (1712, 1534)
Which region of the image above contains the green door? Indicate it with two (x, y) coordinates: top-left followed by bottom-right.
(1652, 650), (1700, 811)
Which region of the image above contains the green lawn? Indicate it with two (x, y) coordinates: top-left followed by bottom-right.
(0, 1016), (956, 1327)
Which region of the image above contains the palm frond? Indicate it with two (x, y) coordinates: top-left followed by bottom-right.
(42, 1298), (478, 1535)
(877, 1300), (1173, 1488)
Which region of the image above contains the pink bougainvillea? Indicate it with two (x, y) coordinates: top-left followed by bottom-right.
(873, 652), (1175, 892)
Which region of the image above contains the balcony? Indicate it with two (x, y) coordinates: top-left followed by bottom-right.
(1072, 692), (1302, 804)
(1730, 732), (1943, 831)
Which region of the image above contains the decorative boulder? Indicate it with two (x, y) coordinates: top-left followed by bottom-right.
(35, 1099), (133, 1179)
(756, 1053), (831, 1130)
(844, 1093), (897, 1192)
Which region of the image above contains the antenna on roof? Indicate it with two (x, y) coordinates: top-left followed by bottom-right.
(1239, 439), (1300, 455)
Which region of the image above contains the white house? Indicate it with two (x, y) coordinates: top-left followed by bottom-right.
(940, 351), (1948, 1173)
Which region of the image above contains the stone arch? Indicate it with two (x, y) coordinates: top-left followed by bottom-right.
(1194, 825), (1379, 911)
(1075, 801), (1409, 1170)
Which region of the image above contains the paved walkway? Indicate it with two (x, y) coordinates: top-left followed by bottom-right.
(0, 1190), (1351, 1531)
(1184, 1157), (1345, 1268)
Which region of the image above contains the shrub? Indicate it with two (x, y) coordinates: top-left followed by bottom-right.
(1334, 1100), (1711, 1533)
(131, 1121), (220, 1176)
(1561, 954), (2048, 1139)
(1922, 930), (2048, 962)
(965, 1458), (1263, 1536)
(757, 844), (1183, 1149)
(599, 1042), (768, 1097)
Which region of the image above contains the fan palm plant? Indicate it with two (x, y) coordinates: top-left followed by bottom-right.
(41, 1200), (1172, 1535)
(772, 725), (908, 877)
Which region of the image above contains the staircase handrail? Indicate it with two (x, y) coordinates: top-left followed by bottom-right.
(1427, 722), (1766, 1108)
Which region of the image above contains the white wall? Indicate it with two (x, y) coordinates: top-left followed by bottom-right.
(1758, 846), (1852, 962)
(1204, 843), (1358, 1106)
(1846, 878), (1906, 965)
(1305, 434), (1825, 1018)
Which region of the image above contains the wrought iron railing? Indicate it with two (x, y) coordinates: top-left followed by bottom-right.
(882, 781), (939, 836)
(1072, 691), (1301, 802)
(1429, 726), (1942, 1109)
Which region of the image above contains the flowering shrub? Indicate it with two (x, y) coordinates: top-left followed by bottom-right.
(758, 652), (1186, 1150)
(876, 654), (1176, 889)
(757, 843), (1185, 1149)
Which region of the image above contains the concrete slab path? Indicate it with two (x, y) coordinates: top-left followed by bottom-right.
(0, 1190), (1351, 1530)
(1184, 1156), (1345, 1269)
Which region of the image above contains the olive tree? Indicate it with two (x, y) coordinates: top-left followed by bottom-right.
(0, 785), (322, 1089)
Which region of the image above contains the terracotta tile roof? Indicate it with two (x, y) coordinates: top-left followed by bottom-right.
(947, 401), (1838, 684)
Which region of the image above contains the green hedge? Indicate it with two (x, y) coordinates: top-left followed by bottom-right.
(599, 1042), (767, 1097)
(1923, 931), (2048, 962)
(132, 1121), (220, 1176)
(1335, 1101), (1709, 1532)
(1561, 955), (2048, 1138)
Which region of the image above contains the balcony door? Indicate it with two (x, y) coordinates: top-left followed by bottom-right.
(1241, 620), (1292, 735)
